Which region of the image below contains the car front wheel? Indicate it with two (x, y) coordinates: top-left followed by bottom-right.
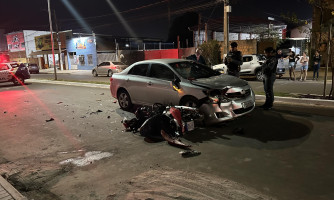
(93, 70), (98, 77)
(107, 70), (113, 77)
(117, 89), (132, 111)
(255, 70), (264, 81)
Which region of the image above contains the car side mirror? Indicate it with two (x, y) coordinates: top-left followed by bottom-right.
(172, 76), (181, 91)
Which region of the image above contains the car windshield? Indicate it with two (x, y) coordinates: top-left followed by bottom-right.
(170, 61), (220, 80)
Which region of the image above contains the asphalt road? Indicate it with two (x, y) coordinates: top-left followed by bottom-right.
(32, 72), (333, 97)
(0, 81), (334, 200)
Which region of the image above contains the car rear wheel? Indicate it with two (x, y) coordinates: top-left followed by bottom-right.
(93, 70), (98, 77)
(180, 96), (198, 107)
(255, 70), (264, 81)
(117, 89), (133, 111)
(107, 70), (113, 77)
(13, 77), (24, 86)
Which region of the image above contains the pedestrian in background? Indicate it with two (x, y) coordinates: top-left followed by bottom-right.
(224, 42), (243, 77)
(187, 48), (206, 65)
(276, 49), (284, 75)
(312, 50), (322, 81)
(299, 51), (309, 81)
(286, 49), (297, 81)
(260, 47), (278, 110)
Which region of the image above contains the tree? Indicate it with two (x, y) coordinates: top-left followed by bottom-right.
(199, 40), (222, 66)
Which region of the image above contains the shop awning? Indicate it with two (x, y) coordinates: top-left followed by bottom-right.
(30, 49), (66, 56)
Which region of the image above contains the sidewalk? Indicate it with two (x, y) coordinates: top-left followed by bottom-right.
(284, 67), (332, 81)
(0, 176), (26, 200)
(39, 68), (89, 74)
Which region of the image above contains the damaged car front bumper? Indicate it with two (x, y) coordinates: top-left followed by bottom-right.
(199, 85), (255, 125)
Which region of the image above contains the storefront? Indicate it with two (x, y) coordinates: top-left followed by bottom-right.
(66, 36), (97, 70)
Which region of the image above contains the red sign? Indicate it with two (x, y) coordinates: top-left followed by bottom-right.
(7, 32), (25, 51)
(144, 49), (179, 60)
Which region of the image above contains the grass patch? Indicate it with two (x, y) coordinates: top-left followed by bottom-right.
(45, 78), (109, 85)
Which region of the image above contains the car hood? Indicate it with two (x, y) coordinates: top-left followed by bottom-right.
(190, 75), (248, 89)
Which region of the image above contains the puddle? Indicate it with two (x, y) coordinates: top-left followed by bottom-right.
(59, 151), (113, 167)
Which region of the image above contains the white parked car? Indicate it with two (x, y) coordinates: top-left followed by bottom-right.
(213, 54), (286, 81)
(110, 59), (255, 125)
(0, 62), (30, 85)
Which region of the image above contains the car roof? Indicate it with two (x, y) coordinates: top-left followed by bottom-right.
(133, 59), (189, 65)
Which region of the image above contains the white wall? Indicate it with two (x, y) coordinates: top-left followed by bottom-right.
(23, 30), (50, 58)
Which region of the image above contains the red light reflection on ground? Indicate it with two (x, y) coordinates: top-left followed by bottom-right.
(0, 84), (84, 153)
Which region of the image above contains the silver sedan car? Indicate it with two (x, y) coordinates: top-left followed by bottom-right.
(110, 59), (255, 125)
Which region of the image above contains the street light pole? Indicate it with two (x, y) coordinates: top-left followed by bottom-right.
(223, 0), (231, 55)
(47, 0), (57, 80)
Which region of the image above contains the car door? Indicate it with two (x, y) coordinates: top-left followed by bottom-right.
(0, 64), (10, 82)
(240, 56), (252, 74)
(97, 62), (108, 75)
(145, 63), (180, 105)
(125, 63), (150, 104)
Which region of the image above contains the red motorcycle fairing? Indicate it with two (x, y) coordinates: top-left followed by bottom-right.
(169, 107), (184, 133)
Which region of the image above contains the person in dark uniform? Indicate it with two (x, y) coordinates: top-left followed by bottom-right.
(224, 42), (243, 77)
(261, 47), (278, 110)
(187, 48), (206, 65)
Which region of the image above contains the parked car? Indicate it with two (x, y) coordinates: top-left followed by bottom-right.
(92, 61), (128, 77)
(212, 54), (286, 81)
(110, 59), (255, 125)
(0, 62), (30, 85)
(26, 63), (39, 74)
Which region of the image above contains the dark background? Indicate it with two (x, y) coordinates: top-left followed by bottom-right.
(0, 0), (312, 41)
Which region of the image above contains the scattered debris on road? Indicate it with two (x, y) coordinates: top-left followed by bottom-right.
(45, 118), (55, 122)
(57, 102), (63, 104)
(179, 150), (201, 158)
(90, 109), (103, 115)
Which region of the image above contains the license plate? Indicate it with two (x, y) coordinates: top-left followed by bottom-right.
(185, 121), (195, 131)
(242, 100), (253, 108)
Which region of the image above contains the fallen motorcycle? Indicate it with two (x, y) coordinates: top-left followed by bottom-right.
(122, 103), (203, 148)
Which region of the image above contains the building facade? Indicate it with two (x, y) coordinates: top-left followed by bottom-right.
(6, 30), (50, 63)
(66, 36), (97, 70)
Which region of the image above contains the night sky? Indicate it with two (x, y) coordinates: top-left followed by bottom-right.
(0, 0), (312, 40)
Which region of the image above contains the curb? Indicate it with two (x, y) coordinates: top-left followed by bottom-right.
(0, 176), (27, 200)
(255, 95), (334, 107)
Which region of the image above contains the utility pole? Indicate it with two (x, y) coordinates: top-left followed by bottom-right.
(205, 23), (208, 42)
(323, 21), (332, 98)
(47, 0), (57, 80)
(198, 14), (201, 47)
(53, 9), (64, 71)
(224, 0), (231, 55)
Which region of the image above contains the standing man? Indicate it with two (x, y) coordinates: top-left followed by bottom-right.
(261, 47), (278, 110)
(224, 42), (243, 77)
(187, 48), (206, 65)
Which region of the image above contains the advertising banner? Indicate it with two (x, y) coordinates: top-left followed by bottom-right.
(35, 33), (67, 51)
(7, 32), (25, 52)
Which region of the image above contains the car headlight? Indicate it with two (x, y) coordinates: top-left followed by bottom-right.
(202, 89), (231, 104)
